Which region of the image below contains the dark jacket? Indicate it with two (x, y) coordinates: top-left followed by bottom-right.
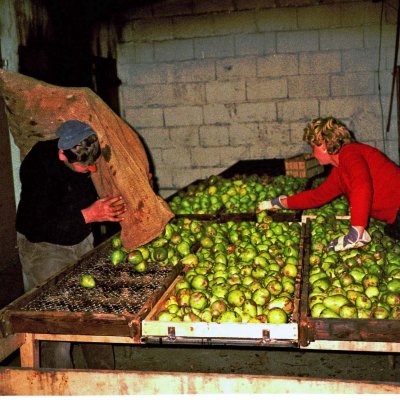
(16, 139), (98, 245)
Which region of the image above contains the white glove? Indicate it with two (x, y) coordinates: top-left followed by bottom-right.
(328, 226), (371, 252)
(257, 195), (287, 212)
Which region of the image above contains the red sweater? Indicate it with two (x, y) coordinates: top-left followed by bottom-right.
(287, 143), (400, 227)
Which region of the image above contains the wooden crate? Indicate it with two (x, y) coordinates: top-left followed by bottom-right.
(285, 153), (324, 178)
(299, 219), (400, 347)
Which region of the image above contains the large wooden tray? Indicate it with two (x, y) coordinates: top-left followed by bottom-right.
(299, 219), (400, 347)
(0, 237), (179, 342)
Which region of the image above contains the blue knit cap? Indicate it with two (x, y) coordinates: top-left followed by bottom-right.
(56, 120), (96, 150)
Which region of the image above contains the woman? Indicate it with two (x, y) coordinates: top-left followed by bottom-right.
(257, 116), (400, 251)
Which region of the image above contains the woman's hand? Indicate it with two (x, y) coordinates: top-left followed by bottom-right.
(82, 196), (127, 223)
(327, 226), (371, 252)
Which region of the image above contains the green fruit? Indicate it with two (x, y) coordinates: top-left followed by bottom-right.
(157, 311), (174, 321)
(189, 291), (208, 310)
(134, 260), (147, 273)
(311, 303), (326, 318)
(355, 294), (372, 310)
(219, 310), (241, 323)
(111, 249), (125, 265)
(323, 294), (349, 314)
(210, 299), (228, 318)
(387, 279), (400, 294)
(252, 288), (271, 306)
(181, 254), (199, 267)
(80, 274), (96, 288)
(267, 308), (288, 324)
(177, 241), (191, 256)
(227, 289), (246, 307)
(371, 306), (389, 319)
(320, 308), (340, 318)
(127, 250), (143, 265)
(112, 237), (122, 249)
(152, 247), (168, 262)
(268, 297), (294, 314)
(191, 274), (209, 290)
(339, 304), (358, 319)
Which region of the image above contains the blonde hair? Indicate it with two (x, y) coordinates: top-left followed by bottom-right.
(303, 116), (355, 155)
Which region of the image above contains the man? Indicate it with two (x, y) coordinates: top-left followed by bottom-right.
(16, 119), (126, 368)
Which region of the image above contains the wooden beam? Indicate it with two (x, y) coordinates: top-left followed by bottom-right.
(0, 368), (399, 395)
(0, 333), (24, 362)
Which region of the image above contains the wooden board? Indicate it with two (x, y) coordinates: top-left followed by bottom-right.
(1, 367), (399, 395)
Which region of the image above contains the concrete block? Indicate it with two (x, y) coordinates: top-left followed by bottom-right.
(290, 121), (307, 143)
(203, 103), (234, 124)
(212, 11), (257, 35)
(191, 146), (222, 167)
(376, 70), (393, 96)
(171, 167), (211, 189)
(246, 77), (288, 100)
(124, 107), (164, 128)
(320, 96), (380, 119)
(169, 126), (201, 147)
(130, 18), (174, 41)
(299, 51), (341, 75)
(171, 60), (216, 83)
(153, 0), (193, 17)
(164, 105), (203, 126)
(235, 32), (275, 56)
(342, 48), (381, 72)
(199, 125), (230, 146)
(236, 102), (276, 122)
(206, 80), (246, 103)
(219, 145), (250, 165)
(297, 4), (341, 29)
(193, 0), (235, 14)
(364, 25), (396, 49)
(340, 2), (381, 27)
(154, 39), (194, 62)
(123, 83), (205, 107)
(257, 54), (298, 77)
(277, 99), (318, 121)
(258, 122), (291, 145)
(320, 28), (363, 50)
(194, 36), (235, 59)
(216, 57), (257, 79)
(229, 122), (260, 146)
(331, 72), (375, 96)
(120, 64), (173, 85)
(173, 15), (215, 39)
(255, 8), (297, 32)
(288, 75), (330, 98)
(138, 128), (172, 149)
(277, 31), (319, 53)
(162, 146), (192, 167)
(117, 42), (154, 64)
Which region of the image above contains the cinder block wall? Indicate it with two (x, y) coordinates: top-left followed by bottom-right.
(117, 0), (397, 197)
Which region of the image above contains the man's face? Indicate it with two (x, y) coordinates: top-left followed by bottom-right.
(70, 161), (99, 174)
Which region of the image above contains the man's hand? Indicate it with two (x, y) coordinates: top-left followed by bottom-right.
(327, 226), (371, 252)
(82, 196), (127, 223)
(256, 195), (287, 213)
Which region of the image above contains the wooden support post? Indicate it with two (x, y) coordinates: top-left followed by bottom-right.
(19, 333), (39, 368)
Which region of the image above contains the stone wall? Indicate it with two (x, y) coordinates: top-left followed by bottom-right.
(116, 0), (398, 197)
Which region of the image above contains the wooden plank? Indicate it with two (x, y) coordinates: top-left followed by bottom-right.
(302, 340), (400, 353)
(0, 368), (398, 395)
(0, 333), (25, 362)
